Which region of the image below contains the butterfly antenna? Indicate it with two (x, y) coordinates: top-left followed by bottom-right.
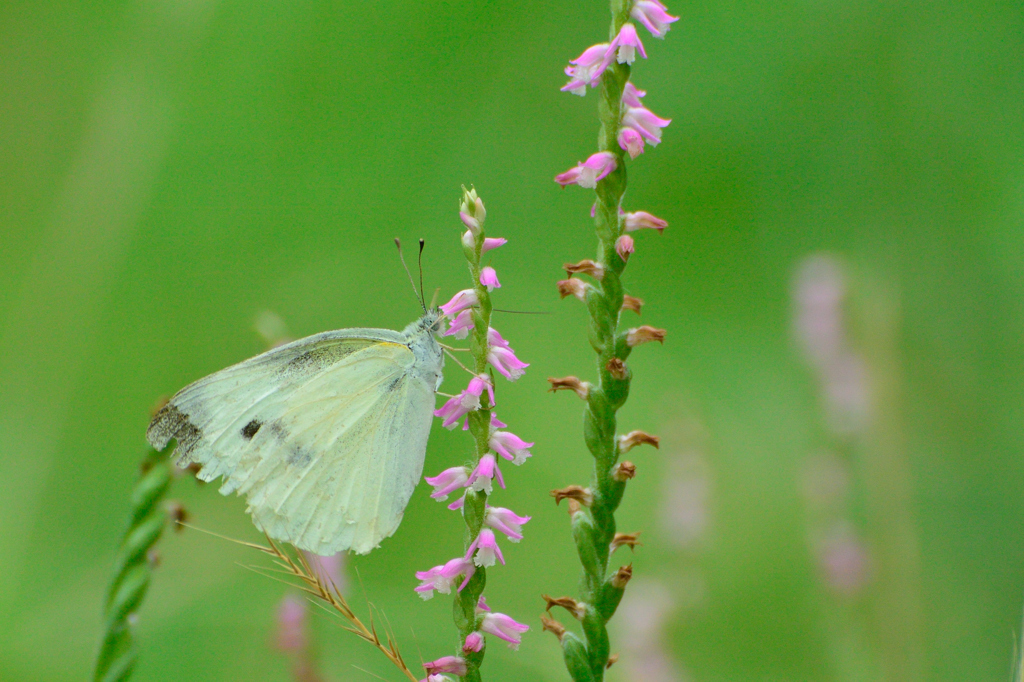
(492, 308), (553, 315)
(417, 239), (427, 310)
(395, 238), (427, 313)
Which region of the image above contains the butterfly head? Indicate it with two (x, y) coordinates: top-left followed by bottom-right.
(409, 308), (446, 337)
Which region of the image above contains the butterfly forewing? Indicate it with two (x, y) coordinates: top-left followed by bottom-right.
(147, 327), (440, 555)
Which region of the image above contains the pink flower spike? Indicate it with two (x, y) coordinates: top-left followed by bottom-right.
(480, 266), (501, 291)
(622, 106), (672, 145)
(482, 237), (507, 253)
(440, 288), (479, 317)
(467, 453), (504, 494)
(616, 235), (635, 262)
(443, 309), (474, 339)
(555, 152), (618, 189)
(624, 210), (668, 233)
(488, 345), (529, 381)
(608, 23), (647, 65)
(631, 0), (679, 38)
(423, 656), (468, 676)
(414, 556), (475, 599)
(466, 528), (505, 567)
(463, 632), (484, 653)
(490, 430), (534, 465)
(561, 42), (613, 95)
(622, 82), (647, 108)
(480, 612), (530, 650)
(425, 466), (469, 501)
(434, 375), (491, 428)
(485, 506), (532, 542)
(618, 127), (646, 159)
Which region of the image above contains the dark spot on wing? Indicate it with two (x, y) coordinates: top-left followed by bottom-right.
(384, 375), (404, 393)
(241, 419), (262, 440)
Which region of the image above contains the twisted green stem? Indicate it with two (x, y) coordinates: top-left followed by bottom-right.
(93, 448), (171, 682)
(453, 190), (496, 682)
(557, 2), (640, 680)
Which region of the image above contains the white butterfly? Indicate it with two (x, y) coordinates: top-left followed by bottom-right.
(147, 310), (446, 555)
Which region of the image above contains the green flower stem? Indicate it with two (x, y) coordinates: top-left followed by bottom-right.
(93, 448), (171, 682)
(558, 2), (643, 680)
(453, 192), (497, 682)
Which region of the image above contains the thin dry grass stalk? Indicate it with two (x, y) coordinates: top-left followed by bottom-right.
(187, 525), (419, 682)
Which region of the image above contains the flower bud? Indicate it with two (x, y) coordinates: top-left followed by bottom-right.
(547, 376), (591, 400)
(621, 295), (644, 314)
(625, 325), (666, 347)
(611, 461), (636, 481)
(615, 235), (634, 262)
(617, 430), (660, 453)
(606, 654), (620, 669)
(563, 259), (605, 280)
(551, 485), (593, 507)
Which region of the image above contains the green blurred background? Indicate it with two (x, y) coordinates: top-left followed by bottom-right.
(2, 0), (1023, 680)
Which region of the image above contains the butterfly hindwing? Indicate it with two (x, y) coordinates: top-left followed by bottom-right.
(147, 329), (437, 554)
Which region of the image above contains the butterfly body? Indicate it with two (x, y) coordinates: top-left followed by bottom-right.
(147, 310), (445, 555)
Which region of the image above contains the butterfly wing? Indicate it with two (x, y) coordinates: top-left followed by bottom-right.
(147, 329), (440, 555)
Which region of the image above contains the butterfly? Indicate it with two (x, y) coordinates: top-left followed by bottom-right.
(146, 309), (446, 555)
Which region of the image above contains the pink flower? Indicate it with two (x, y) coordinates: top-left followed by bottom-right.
(624, 210), (668, 232)
(433, 375), (493, 428)
(622, 82), (646, 108)
(609, 23), (647, 65)
(463, 632), (484, 653)
(482, 237), (507, 252)
(622, 105), (671, 146)
(487, 345), (529, 380)
(480, 266), (501, 291)
(440, 289), (479, 317)
(466, 528), (505, 567)
(477, 596), (491, 612)
(631, 0), (679, 38)
(479, 611), (530, 650)
(425, 466), (469, 501)
(460, 211), (481, 235)
(421, 676), (450, 682)
(616, 235), (635, 262)
(467, 453), (504, 494)
(447, 494), (465, 511)
(561, 42), (613, 95)
(423, 656), (467, 676)
(618, 127), (646, 159)
(555, 152), (618, 189)
(487, 327), (510, 349)
(443, 309), (474, 339)
(414, 556), (476, 599)
(485, 506), (531, 542)
(490, 430), (534, 465)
